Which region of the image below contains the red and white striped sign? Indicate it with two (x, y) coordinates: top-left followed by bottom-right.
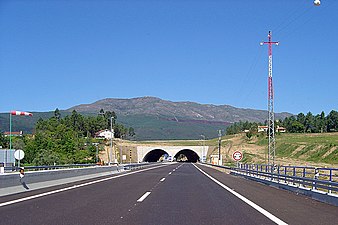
(10, 111), (33, 116)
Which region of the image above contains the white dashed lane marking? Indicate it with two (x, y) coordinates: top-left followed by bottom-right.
(137, 192), (151, 202)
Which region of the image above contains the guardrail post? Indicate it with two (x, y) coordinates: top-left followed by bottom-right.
(270, 165), (273, 181)
(284, 166), (287, 183)
(329, 169), (332, 194)
(313, 167), (319, 190)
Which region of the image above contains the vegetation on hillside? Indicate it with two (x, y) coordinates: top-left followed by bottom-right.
(0, 109), (135, 165)
(226, 110), (338, 135)
(261, 133), (338, 165)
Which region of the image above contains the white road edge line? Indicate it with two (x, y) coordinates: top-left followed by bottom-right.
(137, 191), (151, 202)
(160, 178), (165, 182)
(0, 164), (169, 208)
(193, 164), (288, 225)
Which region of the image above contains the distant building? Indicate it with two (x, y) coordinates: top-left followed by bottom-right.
(257, 126), (286, 133)
(95, 129), (114, 139)
(257, 126), (268, 133)
(3, 131), (23, 137)
(277, 126), (287, 133)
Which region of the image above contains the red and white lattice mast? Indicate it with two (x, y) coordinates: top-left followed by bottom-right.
(260, 31), (279, 167)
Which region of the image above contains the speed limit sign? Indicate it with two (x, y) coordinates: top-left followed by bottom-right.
(232, 151), (243, 161)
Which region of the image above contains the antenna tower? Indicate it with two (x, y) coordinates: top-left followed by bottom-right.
(260, 31), (279, 167)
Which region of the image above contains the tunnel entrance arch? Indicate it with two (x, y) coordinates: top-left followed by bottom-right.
(143, 149), (169, 162)
(174, 149), (200, 163)
(137, 146), (205, 163)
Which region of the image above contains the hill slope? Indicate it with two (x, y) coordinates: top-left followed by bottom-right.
(0, 97), (292, 140)
(69, 96), (291, 123)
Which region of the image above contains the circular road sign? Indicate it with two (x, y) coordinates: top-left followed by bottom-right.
(14, 149), (25, 160)
(232, 151), (243, 161)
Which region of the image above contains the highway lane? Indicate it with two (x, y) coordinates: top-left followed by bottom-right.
(0, 163), (175, 225)
(196, 164), (338, 225)
(118, 163), (277, 225)
(0, 163), (337, 225)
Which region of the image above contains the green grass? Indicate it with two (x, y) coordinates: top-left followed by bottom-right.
(276, 144), (299, 157)
(307, 144), (333, 162)
(241, 151), (255, 164)
(292, 144), (316, 158)
(323, 148), (338, 163)
(277, 133), (338, 145)
(240, 132), (338, 165)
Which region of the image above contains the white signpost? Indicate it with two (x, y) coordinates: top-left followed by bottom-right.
(14, 149), (25, 168)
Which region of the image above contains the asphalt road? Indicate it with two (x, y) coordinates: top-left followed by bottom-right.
(0, 163), (337, 225)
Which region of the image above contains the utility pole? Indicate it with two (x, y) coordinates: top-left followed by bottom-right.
(110, 116), (113, 165)
(218, 130), (222, 165)
(260, 31), (279, 167)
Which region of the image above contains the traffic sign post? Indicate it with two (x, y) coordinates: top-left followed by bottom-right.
(232, 151), (243, 168)
(14, 149), (25, 168)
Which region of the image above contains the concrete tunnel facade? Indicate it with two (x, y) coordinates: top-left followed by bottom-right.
(137, 146), (207, 163)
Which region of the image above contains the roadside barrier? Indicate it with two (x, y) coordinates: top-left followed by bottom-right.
(203, 162), (338, 206)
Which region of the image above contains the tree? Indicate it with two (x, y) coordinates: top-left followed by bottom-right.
(304, 112), (314, 133)
(327, 110), (338, 132)
(128, 127), (136, 138)
(54, 108), (61, 121)
(296, 113), (306, 131)
(12, 137), (25, 150)
(105, 111), (117, 128)
(99, 108), (105, 116)
(32, 149), (61, 166)
(291, 121), (305, 133)
(20, 109), (130, 165)
(0, 132), (8, 148)
(319, 111), (326, 133)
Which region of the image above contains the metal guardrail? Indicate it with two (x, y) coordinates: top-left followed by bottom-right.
(123, 162), (160, 171)
(238, 164), (338, 184)
(4, 164), (97, 172)
(2, 162), (162, 173)
(204, 163), (338, 195)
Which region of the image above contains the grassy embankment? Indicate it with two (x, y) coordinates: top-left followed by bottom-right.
(255, 133), (338, 165)
(134, 132), (338, 167)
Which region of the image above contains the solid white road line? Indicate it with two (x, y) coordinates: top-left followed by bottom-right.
(137, 192), (151, 202)
(160, 178), (165, 182)
(0, 164), (169, 208)
(193, 164), (288, 225)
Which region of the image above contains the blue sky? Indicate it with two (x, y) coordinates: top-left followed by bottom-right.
(0, 0), (337, 115)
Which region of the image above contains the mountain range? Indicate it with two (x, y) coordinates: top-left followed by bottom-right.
(0, 97), (292, 140)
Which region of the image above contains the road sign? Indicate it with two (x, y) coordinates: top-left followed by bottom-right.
(14, 150), (25, 160)
(232, 151), (243, 161)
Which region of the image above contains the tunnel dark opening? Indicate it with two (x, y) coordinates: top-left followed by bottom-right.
(143, 149), (168, 162)
(174, 149), (200, 163)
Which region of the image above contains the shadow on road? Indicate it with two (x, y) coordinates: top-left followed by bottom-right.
(20, 179), (30, 190)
